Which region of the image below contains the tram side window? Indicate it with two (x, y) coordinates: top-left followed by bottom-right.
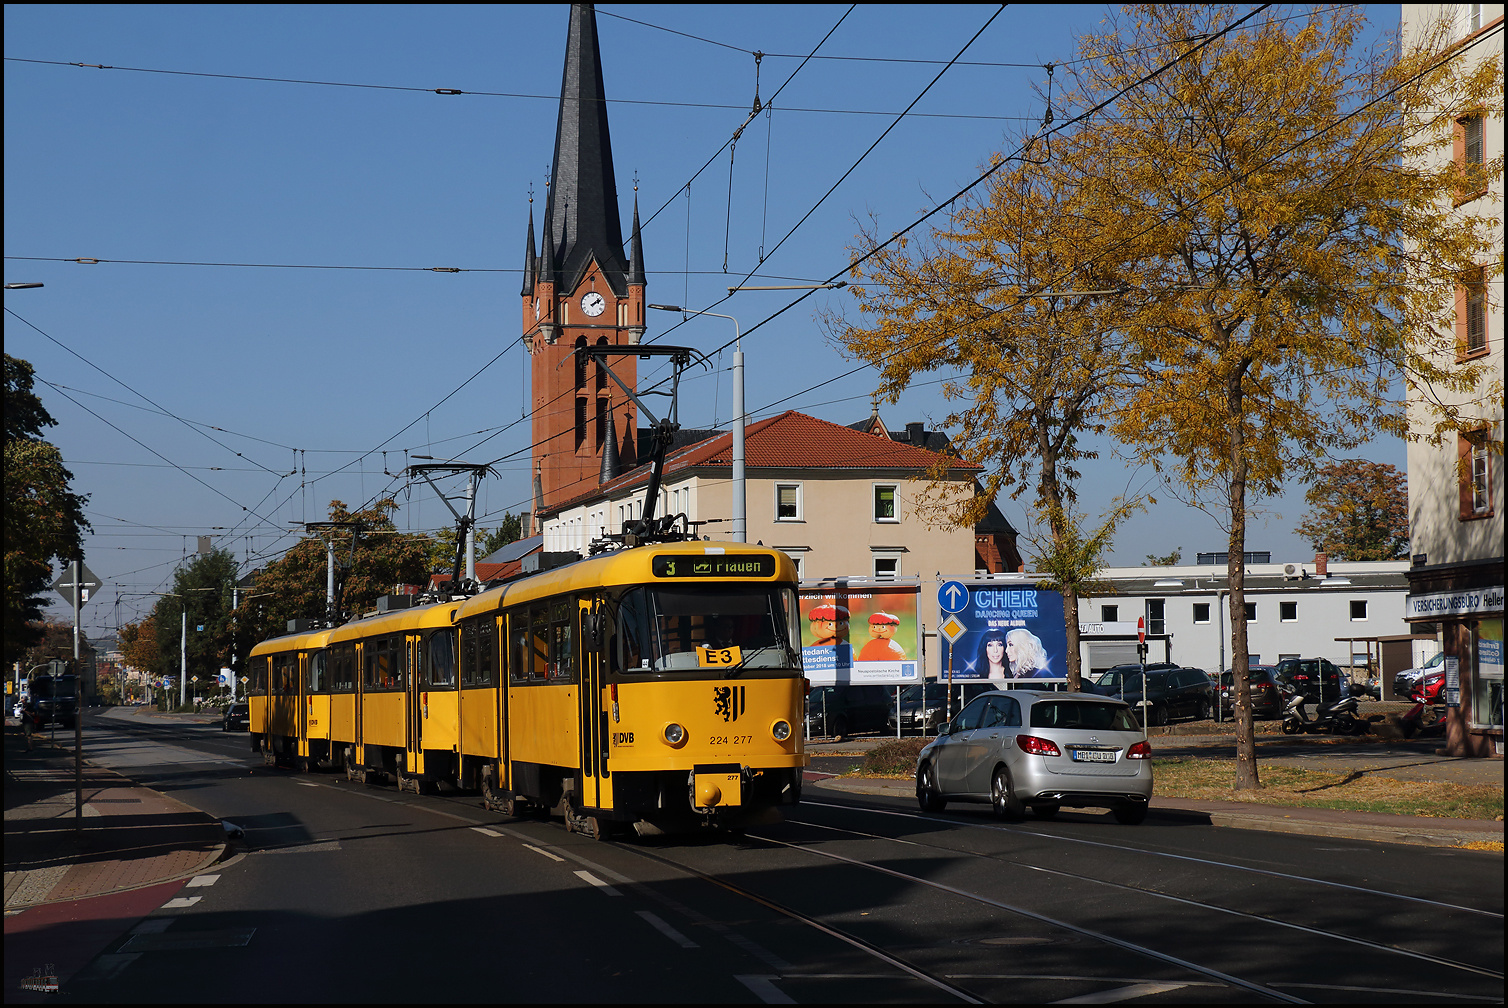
(529, 607), (550, 682)
(617, 588), (649, 672)
(508, 613), (529, 685)
(273, 655), (297, 695)
(550, 600), (575, 681)
(476, 618), (497, 685)
(330, 644), (356, 692)
(364, 637), (403, 690)
(427, 630), (457, 688)
(307, 650), (327, 693)
(250, 656), (269, 695)
(460, 619), (479, 686)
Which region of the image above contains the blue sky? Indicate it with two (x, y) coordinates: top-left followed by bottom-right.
(4, 4), (1405, 636)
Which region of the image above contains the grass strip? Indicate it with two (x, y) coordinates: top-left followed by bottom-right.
(1152, 758), (1503, 820)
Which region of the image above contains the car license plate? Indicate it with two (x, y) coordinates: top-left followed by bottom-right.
(1071, 749), (1116, 763)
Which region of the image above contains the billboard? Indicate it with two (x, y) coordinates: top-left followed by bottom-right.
(799, 584), (922, 685)
(941, 584), (1067, 683)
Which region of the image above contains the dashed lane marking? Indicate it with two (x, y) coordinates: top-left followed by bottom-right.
(636, 909), (699, 948)
(573, 870), (622, 896)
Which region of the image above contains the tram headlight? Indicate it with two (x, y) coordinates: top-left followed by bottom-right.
(771, 719), (792, 742)
(662, 722), (687, 747)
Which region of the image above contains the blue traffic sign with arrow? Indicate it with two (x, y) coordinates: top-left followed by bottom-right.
(938, 580), (969, 613)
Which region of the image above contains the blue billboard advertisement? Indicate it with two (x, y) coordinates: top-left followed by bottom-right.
(940, 584), (1067, 682)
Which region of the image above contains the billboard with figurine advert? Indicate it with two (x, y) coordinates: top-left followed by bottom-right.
(941, 584), (1068, 683)
(799, 585), (922, 685)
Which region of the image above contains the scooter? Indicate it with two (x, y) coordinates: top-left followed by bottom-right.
(1280, 689), (1369, 735)
(1398, 700), (1447, 739)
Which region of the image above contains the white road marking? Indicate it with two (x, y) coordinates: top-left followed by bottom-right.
(1053, 982), (1189, 1003)
(470, 827), (503, 837)
(521, 842), (565, 862)
(186, 875), (219, 887)
(636, 910), (699, 948)
(573, 870), (622, 896)
(161, 896), (201, 909)
(736, 975), (796, 1004)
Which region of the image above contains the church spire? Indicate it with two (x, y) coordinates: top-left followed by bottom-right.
(521, 196), (537, 297)
(626, 189), (645, 288)
(545, 3), (629, 296)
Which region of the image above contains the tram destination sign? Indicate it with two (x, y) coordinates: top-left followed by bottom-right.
(652, 554), (776, 579)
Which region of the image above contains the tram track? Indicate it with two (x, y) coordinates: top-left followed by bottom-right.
(800, 798), (1504, 921)
(774, 810), (1504, 983)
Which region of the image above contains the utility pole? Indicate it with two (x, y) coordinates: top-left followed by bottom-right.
(408, 462), (493, 585)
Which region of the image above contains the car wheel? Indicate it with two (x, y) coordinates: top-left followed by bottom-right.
(1031, 804), (1059, 820)
(1112, 801), (1148, 825)
(829, 714), (849, 742)
(991, 768), (1025, 822)
(916, 763), (946, 812)
(1148, 704), (1168, 727)
(1197, 699), (1212, 722)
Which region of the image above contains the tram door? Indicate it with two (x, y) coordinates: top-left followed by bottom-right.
(405, 635), (423, 775)
(577, 596), (612, 811)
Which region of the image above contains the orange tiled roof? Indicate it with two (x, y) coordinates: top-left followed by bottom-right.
(545, 410), (977, 514)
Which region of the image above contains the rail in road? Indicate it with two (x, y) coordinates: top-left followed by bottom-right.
(63, 713), (1505, 1004)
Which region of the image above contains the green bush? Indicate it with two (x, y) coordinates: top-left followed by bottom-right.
(862, 736), (932, 776)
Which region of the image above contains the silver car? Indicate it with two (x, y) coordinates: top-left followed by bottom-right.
(915, 690), (1153, 824)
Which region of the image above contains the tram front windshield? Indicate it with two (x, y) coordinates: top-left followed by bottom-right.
(628, 586), (799, 672)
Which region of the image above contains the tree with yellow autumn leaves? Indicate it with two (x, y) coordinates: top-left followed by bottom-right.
(828, 6), (1500, 788)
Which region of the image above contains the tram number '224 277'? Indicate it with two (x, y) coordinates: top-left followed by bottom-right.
(711, 735), (753, 746)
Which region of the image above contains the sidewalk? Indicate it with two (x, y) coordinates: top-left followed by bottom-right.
(3, 721), (225, 913)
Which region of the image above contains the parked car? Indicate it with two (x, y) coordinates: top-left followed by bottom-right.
(915, 690), (1153, 823)
(805, 685), (890, 740)
(1090, 665), (1215, 725)
(1273, 658), (1346, 703)
(888, 680), (998, 735)
(1411, 669), (1446, 704)
(1216, 665), (1285, 719)
(222, 700), (249, 732)
(1393, 652), (1444, 701)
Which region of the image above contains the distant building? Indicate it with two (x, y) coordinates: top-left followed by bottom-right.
(539, 410), (1021, 582)
(1074, 554), (1420, 685)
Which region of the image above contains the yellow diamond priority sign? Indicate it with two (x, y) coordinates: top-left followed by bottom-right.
(939, 615), (967, 644)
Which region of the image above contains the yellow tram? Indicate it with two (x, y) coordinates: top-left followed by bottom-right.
(246, 541), (807, 835)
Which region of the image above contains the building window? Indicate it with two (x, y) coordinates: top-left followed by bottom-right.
(776, 483), (802, 521)
(1458, 265), (1488, 357)
(1459, 430), (1495, 519)
(874, 484), (899, 522)
(1146, 598), (1165, 636)
(1101, 605), (1118, 622)
(874, 556), (899, 580)
(1280, 601), (1297, 623)
(1193, 603), (1210, 624)
(1455, 113), (1488, 202)
(1350, 599), (1368, 621)
(1244, 603), (1257, 623)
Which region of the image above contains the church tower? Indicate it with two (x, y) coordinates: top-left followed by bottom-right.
(523, 3), (646, 514)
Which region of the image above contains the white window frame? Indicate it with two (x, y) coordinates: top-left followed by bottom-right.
(1101, 605), (1119, 622)
(1350, 599), (1368, 622)
(775, 483), (803, 522)
(871, 546), (905, 580)
(1280, 601), (1298, 623)
(1192, 603), (1211, 625)
(873, 483), (900, 523)
(1244, 603), (1257, 623)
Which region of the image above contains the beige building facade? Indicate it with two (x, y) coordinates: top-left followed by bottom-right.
(1401, 3), (1504, 756)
